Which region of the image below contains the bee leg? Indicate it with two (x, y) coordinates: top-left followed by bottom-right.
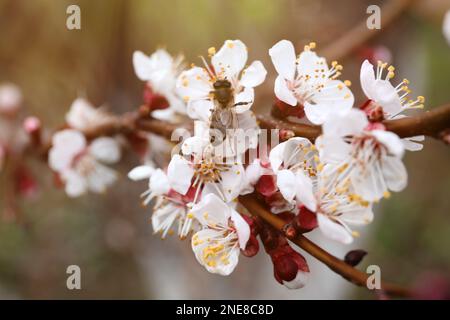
(233, 100), (253, 107)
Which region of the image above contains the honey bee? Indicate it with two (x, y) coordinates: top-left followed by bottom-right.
(209, 79), (251, 144)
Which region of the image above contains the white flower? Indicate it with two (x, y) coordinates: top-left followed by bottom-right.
(360, 60), (425, 151)
(0, 83), (22, 113)
(66, 98), (115, 131)
(269, 137), (318, 211)
(133, 49), (186, 122)
(49, 129), (121, 197)
(269, 137), (373, 244)
(269, 40), (353, 124)
(167, 142), (245, 204)
(128, 165), (196, 238)
(176, 40), (267, 123)
(191, 193), (250, 275)
(443, 10), (450, 46)
(318, 109), (407, 202)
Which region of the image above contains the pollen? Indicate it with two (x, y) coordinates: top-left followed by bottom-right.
(352, 231), (360, 238)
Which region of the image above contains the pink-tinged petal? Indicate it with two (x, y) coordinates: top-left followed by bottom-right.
(274, 76), (297, 106)
(234, 87), (254, 113)
(167, 154), (194, 195)
(322, 109), (368, 138)
(317, 214), (353, 244)
(149, 168), (170, 195)
(294, 171), (317, 212)
(360, 60), (377, 99)
(128, 165), (155, 181)
(176, 67), (212, 100)
(276, 169), (297, 202)
(212, 40), (248, 79)
(240, 60), (267, 88)
(382, 156), (407, 192)
(230, 210), (250, 250)
(191, 193), (231, 226)
(89, 137), (121, 164)
(186, 99), (214, 121)
(269, 40), (296, 81)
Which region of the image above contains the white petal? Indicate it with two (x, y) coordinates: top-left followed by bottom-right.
(402, 136), (424, 152)
(269, 139), (286, 172)
(371, 130), (404, 158)
(167, 154), (194, 195)
(49, 130), (86, 171)
(382, 156), (407, 192)
(322, 109), (368, 138)
(234, 87), (254, 113)
(304, 80), (354, 125)
(62, 170), (87, 197)
(176, 67), (212, 100)
(276, 169), (297, 202)
(133, 51), (154, 81)
(212, 40), (248, 79)
(297, 50), (328, 78)
(340, 207), (374, 226)
(191, 193), (231, 226)
(317, 214), (353, 244)
(89, 137), (121, 164)
(269, 40), (296, 81)
(219, 164), (245, 202)
(86, 162), (117, 193)
(294, 171), (317, 212)
(283, 270), (309, 289)
(186, 99), (214, 121)
(128, 165), (155, 181)
(149, 168), (170, 195)
(274, 76), (297, 106)
(360, 60), (377, 100)
(370, 79), (402, 116)
(240, 60), (267, 88)
(230, 210), (250, 250)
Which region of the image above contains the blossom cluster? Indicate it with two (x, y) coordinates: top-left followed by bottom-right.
(44, 39), (425, 289)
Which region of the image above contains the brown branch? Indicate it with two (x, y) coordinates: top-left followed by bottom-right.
(239, 194), (412, 298)
(258, 104), (450, 142)
(319, 0), (412, 61)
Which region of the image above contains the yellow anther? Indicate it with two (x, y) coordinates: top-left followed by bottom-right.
(344, 80), (351, 87)
(317, 163), (324, 172)
(352, 231), (360, 238)
(383, 191), (391, 199)
(417, 96), (425, 103)
(183, 96), (190, 102)
(187, 212), (194, 219)
(203, 212), (209, 219)
(208, 47), (216, 56)
(226, 41), (234, 49)
(387, 72), (395, 79)
(387, 65), (395, 72)
(309, 42), (316, 49)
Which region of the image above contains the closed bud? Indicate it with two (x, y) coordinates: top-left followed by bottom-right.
(344, 249), (367, 267)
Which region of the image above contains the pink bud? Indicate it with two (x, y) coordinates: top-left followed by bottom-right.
(274, 98), (305, 118)
(271, 245), (309, 289)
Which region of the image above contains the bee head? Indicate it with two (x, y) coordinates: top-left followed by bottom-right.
(213, 79), (232, 105)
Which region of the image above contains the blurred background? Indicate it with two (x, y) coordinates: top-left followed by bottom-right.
(0, 0), (449, 299)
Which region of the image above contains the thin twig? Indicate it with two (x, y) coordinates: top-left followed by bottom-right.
(239, 194), (412, 298)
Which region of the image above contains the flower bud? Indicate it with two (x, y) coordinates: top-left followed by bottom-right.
(256, 174), (277, 197)
(143, 84), (169, 111)
(271, 245), (309, 289)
